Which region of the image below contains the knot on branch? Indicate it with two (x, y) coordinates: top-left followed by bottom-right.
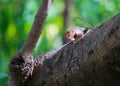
(9, 52), (34, 82)
(34, 53), (47, 66)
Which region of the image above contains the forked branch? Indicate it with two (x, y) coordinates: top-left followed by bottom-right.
(7, 0), (53, 86)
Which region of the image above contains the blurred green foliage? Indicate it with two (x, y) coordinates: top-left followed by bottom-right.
(0, 0), (120, 85)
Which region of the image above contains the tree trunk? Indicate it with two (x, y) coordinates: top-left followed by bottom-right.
(7, 13), (120, 86)
(32, 13), (120, 86)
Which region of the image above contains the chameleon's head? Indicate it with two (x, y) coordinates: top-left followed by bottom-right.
(65, 27), (89, 41)
(65, 27), (77, 41)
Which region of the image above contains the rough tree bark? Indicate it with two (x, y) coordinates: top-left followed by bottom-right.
(6, 0), (120, 86)
(33, 13), (120, 86)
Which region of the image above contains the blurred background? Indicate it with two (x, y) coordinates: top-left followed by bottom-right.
(0, 0), (120, 85)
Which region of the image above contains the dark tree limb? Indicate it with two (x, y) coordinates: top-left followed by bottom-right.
(21, 0), (53, 56)
(32, 13), (120, 86)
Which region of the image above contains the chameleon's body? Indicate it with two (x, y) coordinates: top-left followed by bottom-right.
(65, 27), (89, 41)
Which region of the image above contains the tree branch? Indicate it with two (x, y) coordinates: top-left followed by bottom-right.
(31, 13), (120, 86)
(63, 0), (71, 27)
(63, 0), (71, 44)
(20, 0), (53, 56)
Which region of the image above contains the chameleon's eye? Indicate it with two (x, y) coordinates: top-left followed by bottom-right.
(65, 31), (70, 37)
(67, 34), (70, 37)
